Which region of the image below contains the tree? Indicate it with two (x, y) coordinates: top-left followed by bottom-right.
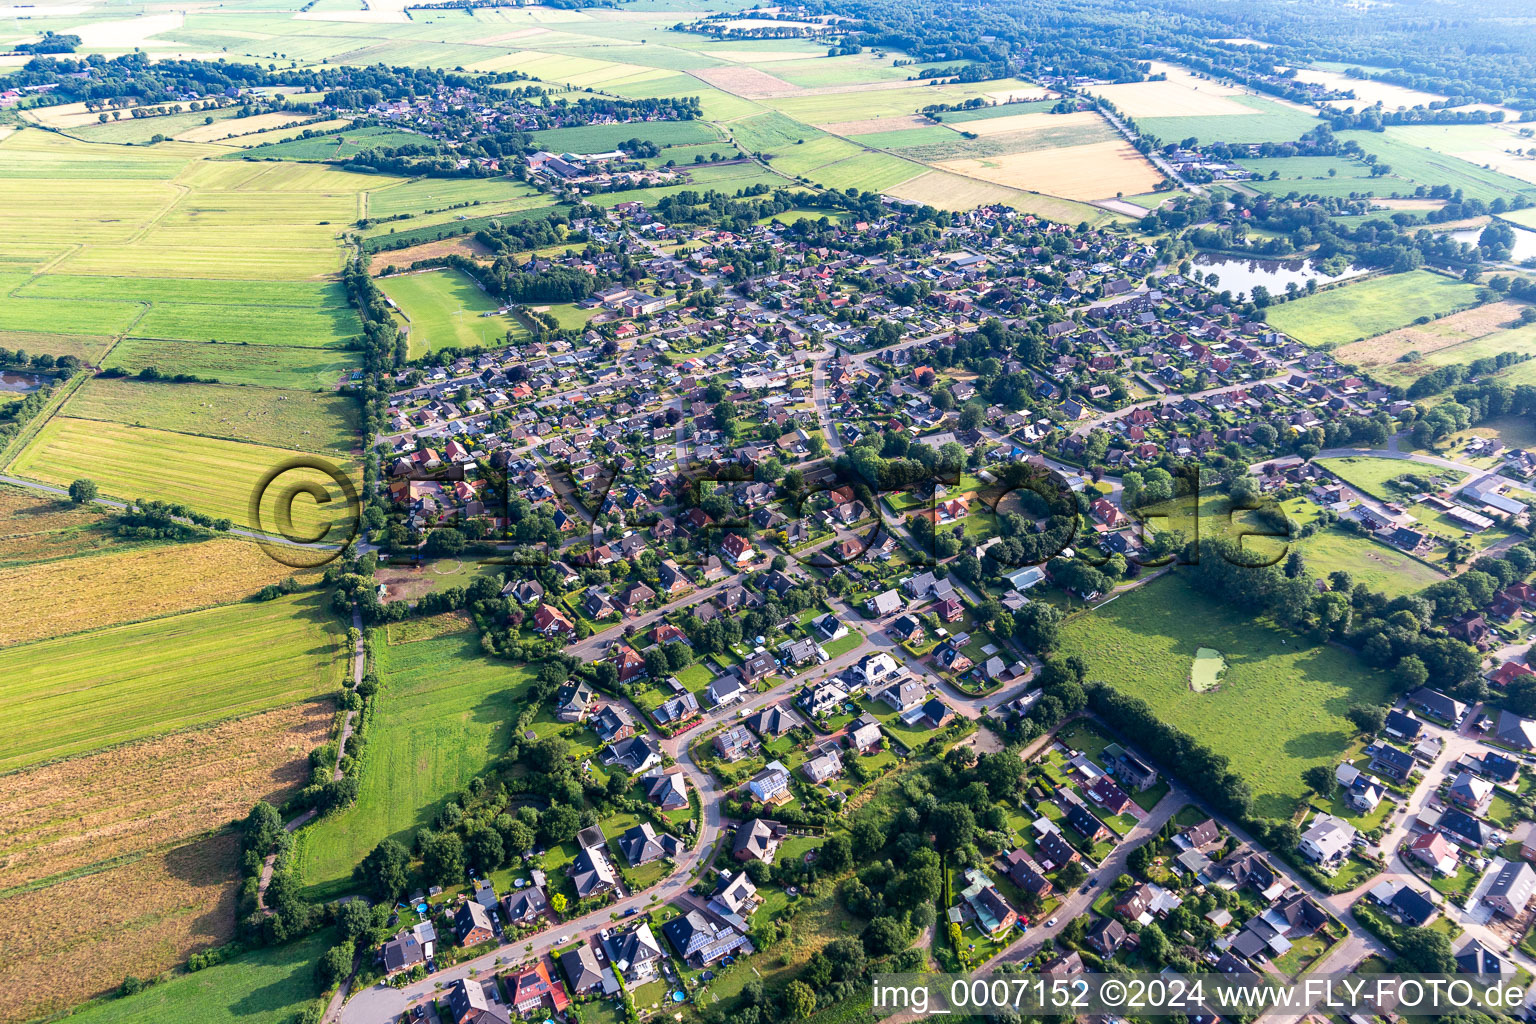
(418, 829), (465, 886)
(550, 892), (568, 913)
(317, 942), (354, 988)
(930, 803), (976, 854)
(1347, 703), (1387, 735)
(785, 980), (817, 1019)
(540, 804), (581, 845)
(68, 478), (97, 504)
(355, 839), (410, 904)
(1058, 859), (1088, 889)
(1302, 764), (1336, 797)
(861, 914), (911, 955)
(817, 834), (852, 874)
(1396, 927), (1456, 973)
(339, 898), (377, 945)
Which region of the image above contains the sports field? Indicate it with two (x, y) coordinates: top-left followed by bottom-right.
(64, 377), (359, 453)
(10, 417), (360, 536)
(1057, 575), (1392, 818)
(297, 628), (531, 897)
(381, 267), (527, 356)
(1264, 270), (1484, 348)
(0, 590), (346, 771)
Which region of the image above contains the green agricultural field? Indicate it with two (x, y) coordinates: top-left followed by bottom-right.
(1239, 155), (1382, 198)
(1265, 271), (1484, 348)
(1134, 95), (1322, 147)
(381, 268), (527, 356)
(1340, 129), (1536, 205)
(0, 591), (347, 771)
(365, 176), (543, 220)
(65, 929), (328, 1024)
(298, 630), (533, 897)
(103, 337), (362, 391)
(67, 105), (249, 145)
(1057, 575), (1392, 818)
(11, 417), (360, 536)
(523, 119), (719, 153)
(938, 100), (1058, 123)
(230, 125), (429, 162)
(63, 377), (360, 454)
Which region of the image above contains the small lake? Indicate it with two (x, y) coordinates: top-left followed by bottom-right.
(1190, 647), (1227, 692)
(1191, 252), (1365, 295)
(0, 371), (45, 394)
(1448, 223), (1536, 264)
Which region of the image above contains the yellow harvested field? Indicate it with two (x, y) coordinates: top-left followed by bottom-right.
(984, 86), (1055, 104)
(0, 835), (237, 1023)
(173, 113), (318, 144)
(822, 114), (934, 135)
(370, 234), (492, 274)
(937, 138), (1162, 200)
(1289, 66), (1447, 109)
(0, 538), (320, 646)
(1146, 60), (1245, 94)
(1335, 300), (1530, 367)
(693, 64), (804, 99)
(881, 168), (1024, 209)
(73, 11), (185, 50)
(962, 108), (1102, 137)
(1085, 79), (1251, 117)
(19, 100), (146, 130)
(704, 48), (824, 63)
(0, 702), (330, 890)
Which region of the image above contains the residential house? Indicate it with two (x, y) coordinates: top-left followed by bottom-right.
(642, 767), (689, 811)
(734, 818), (787, 863)
(1409, 831), (1459, 875)
(747, 760), (791, 804)
(555, 680), (596, 722)
(453, 900), (495, 947)
(602, 922), (664, 984)
(956, 867), (1018, 937)
(445, 978), (511, 1024)
(593, 705), (635, 743)
(1485, 860), (1536, 918)
(1000, 849), (1054, 898)
(1299, 814), (1355, 866)
(847, 714), (883, 754)
(605, 735), (661, 774)
(505, 961), (569, 1016)
(802, 743), (844, 783)
(617, 822), (683, 867)
(713, 724), (760, 762)
(559, 944), (609, 995)
(663, 909), (752, 966)
(1086, 917), (1128, 957)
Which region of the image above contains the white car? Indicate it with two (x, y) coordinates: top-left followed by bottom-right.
(557, 935), (569, 944)
(1045, 918), (1059, 928)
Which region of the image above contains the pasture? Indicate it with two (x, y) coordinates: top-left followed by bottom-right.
(11, 417), (360, 536)
(0, 836), (243, 1023)
(233, 125), (428, 161)
(0, 590), (347, 772)
(1134, 95), (1322, 147)
(297, 630), (532, 897)
(1336, 301), (1536, 388)
(0, 537), (320, 646)
(381, 268), (527, 356)
(522, 118), (719, 153)
(64, 377), (359, 453)
(0, 701), (330, 891)
(1264, 271), (1484, 348)
(365, 176), (542, 220)
(1294, 524), (1445, 598)
(103, 337), (363, 391)
(1056, 575), (1392, 818)
(59, 926), (328, 1024)
(0, 483), (118, 566)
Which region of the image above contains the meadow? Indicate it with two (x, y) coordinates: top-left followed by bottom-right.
(0, 483), (119, 567)
(1334, 298), (1527, 378)
(64, 377), (360, 454)
(1315, 455), (1463, 501)
(1264, 270), (1484, 348)
(57, 927), (329, 1024)
(297, 629), (532, 898)
(365, 175), (544, 220)
(381, 267), (528, 357)
(0, 701), (330, 891)
(11, 417), (360, 536)
(232, 124), (428, 161)
(0, 590), (347, 772)
(103, 337), (362, 391)
(522, 118), (720, 153)
(1056, 575), (1392, 818)
(0, 835), (244, 1023)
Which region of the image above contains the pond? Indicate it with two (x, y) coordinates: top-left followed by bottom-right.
(0, 371), (46, 394)
(1190, 647), (1227, 692)
(1448, 223), (1536, 264)
(1191, 252), (1365, 296)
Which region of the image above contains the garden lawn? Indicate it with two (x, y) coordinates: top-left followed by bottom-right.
(1056, 575), (1392, 818)
(1264, 271), (1483, 349)
(298, 630), (533, 897)
(0, 590), (346, 771)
